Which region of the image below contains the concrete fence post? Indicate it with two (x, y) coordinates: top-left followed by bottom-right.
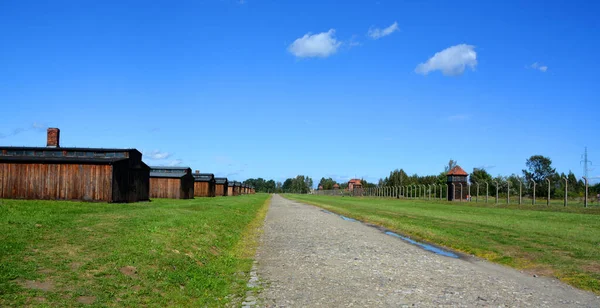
(583, 177), (588, 208)
(531, 181), (536, 205)
(517, 178), (522, 205)
(507, 181), (510, 205)
(563, 177), (568, 207)
(547, 179), (551, 206)
(494, 181), (499, 204)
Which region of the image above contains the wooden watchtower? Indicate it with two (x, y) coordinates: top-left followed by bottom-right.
(447, 165), (468, 201)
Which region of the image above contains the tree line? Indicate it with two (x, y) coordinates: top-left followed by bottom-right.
(375, 156), (599, 199)
(244, 175), (314, 194)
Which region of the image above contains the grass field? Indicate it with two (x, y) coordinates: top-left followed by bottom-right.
(0, 194), (270, 307)
(284, 194), (600, 293)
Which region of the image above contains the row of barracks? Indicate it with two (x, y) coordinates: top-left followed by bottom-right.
(0, 128), (255, 202)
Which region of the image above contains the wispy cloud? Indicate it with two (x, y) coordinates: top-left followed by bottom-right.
(368, 21), (399, 39)
(0, 122), (48, 139)
(167, 159), (183, 167)
(226, 169), (245, 178)
(415, 44), (477, 76)
(144, 150), (172, 160)
(447, 114), (471, 121)
(528, 62), (548, 72)
(288, 29), (342, 58)
(475, 165), (496, 171)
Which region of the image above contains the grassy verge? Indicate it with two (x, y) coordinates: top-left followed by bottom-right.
(0, 194), (270, 307)
(284, 194), (600, 294)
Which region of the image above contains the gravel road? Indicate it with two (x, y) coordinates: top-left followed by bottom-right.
(253, 195), (600, 307)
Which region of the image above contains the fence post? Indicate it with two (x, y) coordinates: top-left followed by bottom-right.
(517, 178), (522, 205)
(459, 183), (463, 202)
(446, 184), (449, 200)
(547, 179), (551, 206)
(485, 182), (489, 203)
(532, 181), (536, 205)
(476, 182), (479, 203)
(583, 177), (588, 208)
(507, 181), (510, 205)
(494, 181), (499, 204)
(563, 177), (568, 207)
(468, 184), (471, 202)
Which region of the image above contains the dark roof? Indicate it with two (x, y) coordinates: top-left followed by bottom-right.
(1, 146), (140, 154)
(150, 166), (192, 178)
(193, 173), (214, 182)
(150, 166), (191, 171)
(447, 166), (468, 176)
(150, 172), (186, 178)
(215, 177), (228, 184)
(0, 156), (128, 165)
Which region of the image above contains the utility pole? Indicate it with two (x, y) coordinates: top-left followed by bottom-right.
(581, 146), (593, 181)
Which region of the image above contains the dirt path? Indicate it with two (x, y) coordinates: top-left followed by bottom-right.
(254, 195), (599, 307)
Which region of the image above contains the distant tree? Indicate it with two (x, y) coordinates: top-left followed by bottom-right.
(360, 178), (376, 188)
(384, 169), (408, 186)
(522, 155), (556, 183)
(318, 177), (337, 190)
(281, 175), (313, 193)
(444, 159), (458, 173)
(470, 168), (493, 185)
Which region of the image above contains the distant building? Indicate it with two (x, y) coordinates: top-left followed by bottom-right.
(150, 167), (195, 199)
(333, 183), (340, 190)
(318, 185), (324, 190)
(192, 171), (216, 197)
(447, 165), (468, 201)
(214, 177), (228, 196)
(348, 179), (362, 191)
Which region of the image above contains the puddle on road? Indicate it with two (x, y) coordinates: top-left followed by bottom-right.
(385, 231), (459, 258)
(320, 209), (459, 258)
(340, 215), (358, 222)
(321, 210), (358, 222)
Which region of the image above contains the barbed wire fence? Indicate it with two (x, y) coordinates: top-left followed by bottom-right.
(313, 177), (598, 208)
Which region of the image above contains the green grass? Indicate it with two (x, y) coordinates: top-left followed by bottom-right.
(284, 194), (600, 294)
(0, 194), (270, 307)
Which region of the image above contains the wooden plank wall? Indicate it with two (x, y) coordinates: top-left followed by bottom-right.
(0, 163), (113, 201)
(215, 184), (227, 196)
(227, 186), (233, 196)
(150, 178), (183, 199)
(194, 182), (215, 197)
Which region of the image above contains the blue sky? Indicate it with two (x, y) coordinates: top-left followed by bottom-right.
(1, 0), (599, 185)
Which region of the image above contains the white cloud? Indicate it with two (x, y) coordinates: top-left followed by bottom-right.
(0, 122), (48, 139)
(167, 159), (183, 167)
(368, 22), (399, 39)
(529, 62), (548, 72)
(288, 29), (341, 58)
(145, 150), (172, 160)
(415, 44), (477, 76)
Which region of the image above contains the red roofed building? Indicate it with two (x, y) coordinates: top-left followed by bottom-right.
(447, 165), (469, 201)
(348, 179), (362, 191)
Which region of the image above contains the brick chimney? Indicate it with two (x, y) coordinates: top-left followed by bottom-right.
(195, 170), (200, 174)
(47, 128), (60, 148)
